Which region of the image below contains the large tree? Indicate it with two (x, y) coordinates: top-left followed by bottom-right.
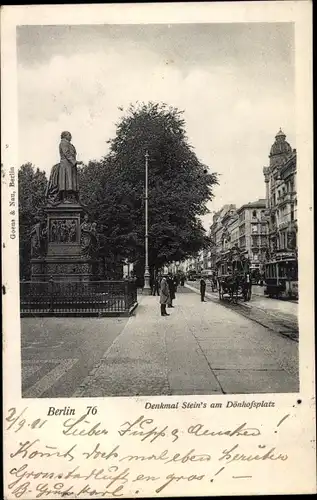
(18, 163), (47, 278)
(81, 102), (218, 275)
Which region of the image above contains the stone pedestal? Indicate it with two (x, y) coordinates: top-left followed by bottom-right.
(31, 202), (102, 281)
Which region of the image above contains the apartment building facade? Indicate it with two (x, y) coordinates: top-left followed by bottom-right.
(236, 199), (267, 272)
(205, 199), (267, 274)
(207, 204), (237, 270)
(263, 129), (297, 260)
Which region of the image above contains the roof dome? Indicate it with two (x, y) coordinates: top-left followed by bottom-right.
(270, 128), (292, 157)
(275, 128), (286, 138)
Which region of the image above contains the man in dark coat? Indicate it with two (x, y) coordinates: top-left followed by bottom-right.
(167, 274), (176, 308)
(200, 277), (207, 302)
(160, 276), (170, 316)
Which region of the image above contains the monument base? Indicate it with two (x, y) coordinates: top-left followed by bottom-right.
(31, 257), (103, 282)
(31, 201), (103, 281)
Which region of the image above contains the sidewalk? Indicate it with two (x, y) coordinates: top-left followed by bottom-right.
(73, 290), (298, 397)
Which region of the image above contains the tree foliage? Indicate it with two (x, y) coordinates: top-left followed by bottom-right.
(18, 102), (218, 279)
(18, 163), (47, 278)
(80, 102), (218, 274)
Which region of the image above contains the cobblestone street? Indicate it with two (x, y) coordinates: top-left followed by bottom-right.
(21, 287), (299, 398)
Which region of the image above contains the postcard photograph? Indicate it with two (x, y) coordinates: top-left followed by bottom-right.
(2, 2), (315, 499)
(16, 20), (302, 399)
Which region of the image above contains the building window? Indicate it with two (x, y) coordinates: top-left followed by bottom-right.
(252, 210), (257, 218)
(240, 236), (246, 248)
(251, 236), (259, 247)
(251, 225), (258, 234)
(281, 232), (286, 249)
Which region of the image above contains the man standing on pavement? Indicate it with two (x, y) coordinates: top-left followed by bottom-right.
(200, 277), (207, 302)
(160, 275), (170, 316)
(167, 274), (176, 308)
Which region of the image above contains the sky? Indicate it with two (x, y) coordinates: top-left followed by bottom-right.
(17, 23), (295, 229)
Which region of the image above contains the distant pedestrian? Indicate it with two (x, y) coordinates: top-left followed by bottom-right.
(167, 274), (176, 308)
(152, 275), (160, 296)
(174, 274), (179, 293)
(160, 276), (170, 316)
(173, 275), (178, 293)
(180, 275), (185, 286)
(200, 277), (206, 302)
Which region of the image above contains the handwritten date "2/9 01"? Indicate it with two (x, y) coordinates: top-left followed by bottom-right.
(6, 408), (47, 434)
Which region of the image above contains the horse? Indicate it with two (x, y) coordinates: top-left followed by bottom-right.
(219, 275), (239, 303)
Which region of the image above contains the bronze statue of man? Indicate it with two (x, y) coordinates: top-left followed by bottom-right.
(46, 131), (82, 204)
(59, 131), (80, 202)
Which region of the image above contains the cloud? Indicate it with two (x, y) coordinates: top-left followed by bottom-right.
(18, 39), (295, 224)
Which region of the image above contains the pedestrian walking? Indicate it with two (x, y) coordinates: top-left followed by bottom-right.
(160, 276), (170, 316)
(200, 277), (206, 302)
(167, 274), (176, 308)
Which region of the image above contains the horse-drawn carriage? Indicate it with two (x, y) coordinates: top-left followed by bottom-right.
(216, 247), (252, 303)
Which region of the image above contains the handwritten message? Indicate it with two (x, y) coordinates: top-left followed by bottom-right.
(4, 405), (293, 498)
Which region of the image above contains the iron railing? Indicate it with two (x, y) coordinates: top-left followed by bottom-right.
(20, 279), (138, 316)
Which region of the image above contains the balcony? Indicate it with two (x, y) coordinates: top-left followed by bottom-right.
(277, 192), (295, 207)
(260, 214), (270, 223)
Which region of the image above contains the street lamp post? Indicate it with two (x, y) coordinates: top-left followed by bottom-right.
(143, 151), (151, 293)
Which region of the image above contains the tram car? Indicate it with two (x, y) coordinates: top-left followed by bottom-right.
(264, 256), (298, 299)
(216, 248), (252, 303)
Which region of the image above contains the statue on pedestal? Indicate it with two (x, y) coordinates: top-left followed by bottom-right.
(30, 132), (105, 281)
(46, 131), (82, 204)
